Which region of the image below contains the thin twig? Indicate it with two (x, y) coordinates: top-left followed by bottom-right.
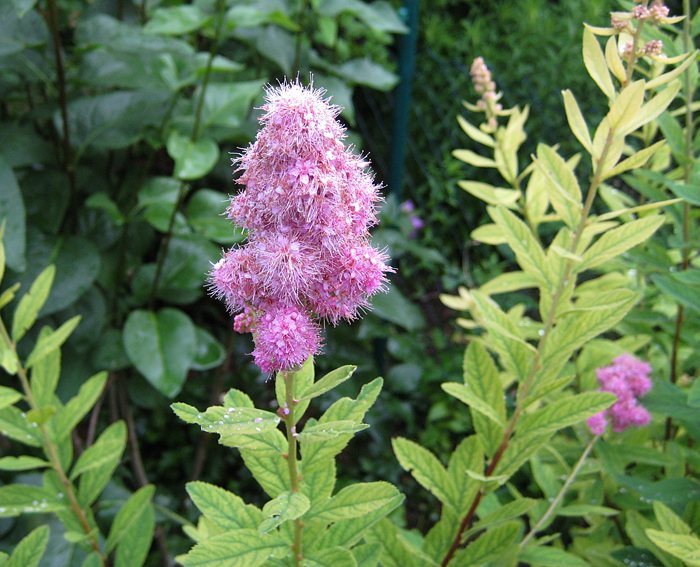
(282, 371), (303, 566)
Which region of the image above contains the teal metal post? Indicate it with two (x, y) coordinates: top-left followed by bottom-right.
(388, 0), (420, 201)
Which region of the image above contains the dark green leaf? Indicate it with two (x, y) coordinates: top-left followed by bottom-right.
(123, 308), (197, 398)
(145, 6), (209, 35)
(167, 131), (219, 181)
(192, 327), (225, 371)
(0, 156), (26, 271)
(186, 189), (245, 244)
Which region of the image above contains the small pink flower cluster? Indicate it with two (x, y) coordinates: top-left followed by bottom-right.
(587, 354), (652, 435)
(210, 81), (392, 373)
(470, 57), (501, 131)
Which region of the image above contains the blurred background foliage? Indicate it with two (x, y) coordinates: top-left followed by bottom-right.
(0, 0), (665, 563)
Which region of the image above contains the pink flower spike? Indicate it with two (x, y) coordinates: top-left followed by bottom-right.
(587, 412), (608, 436)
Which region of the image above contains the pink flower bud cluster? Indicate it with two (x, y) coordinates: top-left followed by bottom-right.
(470, 57), (501, 131)
(587, 354), (652, 435)
(210, 81), (392, 373)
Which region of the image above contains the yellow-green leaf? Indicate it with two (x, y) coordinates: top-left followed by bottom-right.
(458, 181), (520, 208)
(457, 115), (495, 147)
(562, 90), (592, 153)
(583, 27), (615, 98)
(11, 266), (55, 343)
(605, 36), (626, 82)
(603, 141), (666, 179)
(452, 149), (498, 168)
(535, 145), (582, 229)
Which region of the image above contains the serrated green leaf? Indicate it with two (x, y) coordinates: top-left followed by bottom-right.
(25, 316), (81, 368)
(179, 529), (287, 567)
(535, 145), (582, 229)
(0, 386), (21, 410)
(70, 421), (127, 480)
(519, 392), (616, 437)
(30, 328), (60, 408)
(493, 433), (552, 481)
(115, 502), (155, 567)
(54, 372), (107, 440)
(442, 382), (504, 426)
(653, 501), (692, 535)
(447, 436), (483, 511)
(300, 365), (356, 400)
(392, 438), (452, 508)
(298, 420), (368, 441)
(259, 491), (310, 533)
(558, 504), (618, 517)
(5, 525), (49, 567)
(0, 405), (42, 447)
(106, 485), (155, 552)
(305, 547), (358, 567)
(604, 141), (666, 179)
(364, 519), (426, 567)
(488, 206), (551, 286)
(578, 215), (665, 272)
(186, 481), (262, 531)
(645, 530), (700, 566)
(0, 484), (66, 516)
(11, 265), (55, 342)
(458, 181), (520, 208)
(453, 520), (521, 566)
(172, 403), (281, 444)
(519, 546), (591, 567)
(0, 456), (49, 471)
(308, 482), (401, 523)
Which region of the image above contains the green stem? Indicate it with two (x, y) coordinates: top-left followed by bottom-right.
(440, 128), (617, 567)
(149, 0), (225, 304)
(0, 321), (107, 567)
(520, 436), (598, 549)
(623, 14), (646, 87)
(44, 0), (77, 231)
(282, 371), (303, 566)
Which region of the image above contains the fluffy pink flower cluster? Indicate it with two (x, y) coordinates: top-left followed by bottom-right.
(210, 81), (391, 373)
(587, 354), (652, 435)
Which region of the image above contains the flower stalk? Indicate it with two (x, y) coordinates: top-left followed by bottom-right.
(282, 371), (303, 566)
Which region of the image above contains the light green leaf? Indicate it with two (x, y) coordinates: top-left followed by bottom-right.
(115, 502), (155, 567)
(0, 406), (42, 446)
(54, 372), (108, 440)
(77, 422), (127, 506)
(535, 145), (582, 229)
(298, 420), (368, 441)
(453, 520), (520, 566)
(172, 403), (281, 439)
(186, 481), (262, 531)
(442, 382), (504, 426)
(258, 491), (310, 533)
(488, 207), (551, 286)
(471, 223), (507, 245)
(480, 271), (539, 296)
(626, 81), (682, 132)
(646, 51), (698, 90)
(493, 433), (552, 481)
(11, 265), (55, 342)
(447, 436), (483, 511)
(458, 181), (520, 208)
(300, 365), (356, 400)
(452, 149), (498, 168)
(471, 498), (537, 535)
(558, 504), (619, 517)
(307, 482), (401, 522)
(5, 525), (49, 567)
(276, 356), (314, 424)
(604, 141), (666, 179)
(0, 456), (49, 471)
(167, 131), (219, 181)
(457, 115), (494, 147)
(392, 438), (452, 507)
(519, 546), (591, 567)
(653, 501), (692, 535)
(462, 341), (505, 455)
(305, 547), (358, 567)
(605, 36), (626, 82)
(0, 386), (21, 410)
(0, 283), (20, 310)
(519, 392), (616, 437)
(608, 80), (645, 135)
(107, 485), (156, 552)
(562, 90), (592, 153)
(577, 215), (665, 272)
(645, 530), (700, 566)
(179, 529), (287, 567)
(70, 421), (127, 480)
(0, 484), (66, 516)
(30, 330), (60, 408)
(25, 316), (81, 368)
(124, 308), (197, 398)
(583, 27), (615, 98)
